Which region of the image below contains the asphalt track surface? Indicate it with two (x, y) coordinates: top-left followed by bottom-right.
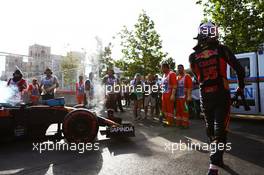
(0, 107), (263, 175)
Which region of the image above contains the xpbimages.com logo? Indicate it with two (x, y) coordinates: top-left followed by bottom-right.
(164, 140), (232, 154)
(105, 84), (169, 95)
(32, 141), (100, 154)
(198, 26), (231, 38)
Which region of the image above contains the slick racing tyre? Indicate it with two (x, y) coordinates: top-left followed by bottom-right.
(63, 109), (99, 143)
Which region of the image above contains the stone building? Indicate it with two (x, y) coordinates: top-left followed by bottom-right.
(27, 44), (51, 79)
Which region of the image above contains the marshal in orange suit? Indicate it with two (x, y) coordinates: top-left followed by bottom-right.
(176, 64), (192, 128)
(161, 62), (177, 126)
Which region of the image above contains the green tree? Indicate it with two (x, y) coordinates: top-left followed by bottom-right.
(94, 36), (104, 77)
(92, 37), (115, 77)
(118, 11), (168, 77)
(61, 53), (80, 89)
(196, 0), (264, 53)
(164, 57), (176, 71)
(102, 42), (114, 70)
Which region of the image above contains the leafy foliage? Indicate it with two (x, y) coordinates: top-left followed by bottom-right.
(102, 43), (114, 70)
(93, 37), (115, 77)
(117, 11), (170, 77)
(61, 53), (80, 88)
(196, 0), (264, 53)
(164, 57), (176, 71)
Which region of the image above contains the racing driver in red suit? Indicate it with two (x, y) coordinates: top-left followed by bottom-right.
(189, 22), (245, 175)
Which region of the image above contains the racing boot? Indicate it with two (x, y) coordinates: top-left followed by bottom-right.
(207, 169), (218, 175)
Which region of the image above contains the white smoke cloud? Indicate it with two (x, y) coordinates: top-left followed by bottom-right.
(86, 53), (105, 113)
(0, 81), (22, 106)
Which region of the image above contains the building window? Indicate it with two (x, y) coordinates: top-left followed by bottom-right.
(41, 50), (45, 57)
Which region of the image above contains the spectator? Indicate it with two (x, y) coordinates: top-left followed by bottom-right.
(154, 74), (162, 118)
(103, 69), (117, 119)
(7, 69), (27, 103)
(144, 74), (157, 119)
(7, 69), (27, 92)
(40, 68), (59, 100)
(130, 73), (144, 121)
(115, 78), (124, 112)
(28, 78), (40, 105)
(189, 78), (201, 119)
(76, 75), (85, 104)
(123, 80), (131, 107)
(85, 72), (94, 107)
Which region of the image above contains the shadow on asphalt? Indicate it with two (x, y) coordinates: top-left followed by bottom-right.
(227, 119), (264, 168)
(98, 134), (153, 157)
(0, 110), (263, 175)
(0, 141), (103, 175)
(0, 130), (153, 175)
(134, 117), (264, 175)
(222, 165), (240, 175)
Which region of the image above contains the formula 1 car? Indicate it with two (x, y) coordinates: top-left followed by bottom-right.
(0, 98), (135, 143)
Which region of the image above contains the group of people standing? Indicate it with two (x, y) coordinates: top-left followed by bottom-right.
(101, 64), (194, 129)
(75, 72), (94, 107)
(7, 68), (59, 104)
(160, 63), (193, 128)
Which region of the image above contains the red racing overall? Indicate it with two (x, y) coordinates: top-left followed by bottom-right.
(189, 41), (245, 167)
(161, 70), (177, 126)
